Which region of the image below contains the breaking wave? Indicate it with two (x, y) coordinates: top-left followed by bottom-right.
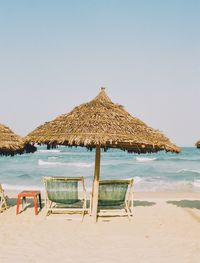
(38, 159), (94, 168)
(193, 180), (200, 188)
(37, 150), (61, 153)
(176, 169), (200, 174)
(2, 184), (43, 191)
(48, 157), (58, 160)
(136, 157), (157, 162)
(133, 176), (143, 184)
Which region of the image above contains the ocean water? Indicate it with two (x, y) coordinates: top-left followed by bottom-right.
(0, 146), (200, 192)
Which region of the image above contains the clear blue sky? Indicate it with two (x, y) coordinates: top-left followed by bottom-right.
(0, 0), (199, 146)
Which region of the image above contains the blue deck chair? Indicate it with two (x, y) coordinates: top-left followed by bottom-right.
(43, 176), (87, 221)
(96, 179), (134, 221)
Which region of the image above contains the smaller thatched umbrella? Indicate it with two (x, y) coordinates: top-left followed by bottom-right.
(25, 88), (180, 220)
(0, 124), (25, 156)
(195, 140), (200, 148)
(0, 123), (36, 156)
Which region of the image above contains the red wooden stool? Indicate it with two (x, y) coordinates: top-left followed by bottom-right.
(16, 191), (42, 215)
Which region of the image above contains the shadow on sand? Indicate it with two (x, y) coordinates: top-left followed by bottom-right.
(7, 198), (44, 207)
(6, 198), (17, 207)
(7, 198), (156, 212)
(134, 200), (156, 207)
(6, 198), (45, 215)
(167, 200), (200, 210)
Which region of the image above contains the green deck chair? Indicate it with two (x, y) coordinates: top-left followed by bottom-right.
(97, 179), (134, 221)
(43, 176), (87, 221)
(0, 184), (8, 213)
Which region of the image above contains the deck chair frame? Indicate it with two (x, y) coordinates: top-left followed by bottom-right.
(0, 184), (8, 213)
(96, 179), (134, 221)
(43, 176), (87, 221)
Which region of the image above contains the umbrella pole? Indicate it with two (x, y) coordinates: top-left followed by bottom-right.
(91, 145), (101, 222)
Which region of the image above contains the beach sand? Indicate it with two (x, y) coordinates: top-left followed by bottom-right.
(0, 192), (200, 263)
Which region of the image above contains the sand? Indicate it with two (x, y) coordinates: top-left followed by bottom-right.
(0, 192), (200, 263)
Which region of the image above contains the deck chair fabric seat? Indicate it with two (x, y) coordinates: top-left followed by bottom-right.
(43, 176), (87, 221)
(46, 179), (79, 204)
(98, 181), (130, 206)
(97, 179), (134, 221)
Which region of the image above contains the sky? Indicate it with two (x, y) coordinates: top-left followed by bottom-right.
(0, 0), (200, 146)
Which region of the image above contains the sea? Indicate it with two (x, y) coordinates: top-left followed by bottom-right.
(0, 146), (200, 192)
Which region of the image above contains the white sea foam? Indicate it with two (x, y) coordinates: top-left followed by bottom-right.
(48, 157), (58, 160)
(135, 157), (157, 162)
(38, 159), (94, 168)
(102, 160), (132, 166)
(176, 181), (193, 191)
(134, 179), (194, 192)
(38, 160), (62, 166)
(37, 150), (61, 153)
(193, 180), (200, 188)
(133, 176), (143, 184)
(69, 162), (94, 168)
(2, 184), (43, 191)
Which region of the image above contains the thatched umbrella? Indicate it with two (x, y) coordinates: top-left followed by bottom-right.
(195, 140), (200, 148)
(25, 88), (180, 220)
(0, 123), (26, 156)
(0, 123), (37, 156)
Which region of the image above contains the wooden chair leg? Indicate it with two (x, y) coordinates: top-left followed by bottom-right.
(4, 196), (8, 209)
(0, 198), (3, 213)
(125, 202), (131, 222)
(81, 210), (85, 222)
(46, 201), (52, 216)
(0, 196), (8, 211)
(33, 196), (38, 215)
(16, 196), (21, 215)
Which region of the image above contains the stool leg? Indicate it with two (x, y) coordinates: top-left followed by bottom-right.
(38, 193), (42, 210)
(22, 197), (26, 210)
(34, 196), (38, 215)
(16, 196), (21, 215)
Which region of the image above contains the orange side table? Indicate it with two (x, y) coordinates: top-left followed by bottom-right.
(16, 191), (42, 215)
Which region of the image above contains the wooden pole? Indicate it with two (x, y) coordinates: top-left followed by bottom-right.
(91, 145), (101, 222)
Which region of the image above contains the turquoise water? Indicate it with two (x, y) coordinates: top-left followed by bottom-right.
(0, 147), (200, 192)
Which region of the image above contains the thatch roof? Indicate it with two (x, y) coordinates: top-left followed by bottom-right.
(25, 88), (180, 153)
(0, 124), (25, 156)
(195, 140), (200, 148)
(0, 124), (37, 156)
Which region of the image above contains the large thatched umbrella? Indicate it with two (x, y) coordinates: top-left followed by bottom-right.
(25, 88), (180, 220)
(0, 123), (26, 156)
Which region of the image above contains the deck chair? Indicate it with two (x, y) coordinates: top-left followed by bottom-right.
(0, 184), (8, 213)
(97, 179), (134, 221)
(43, 176), (87, 221)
